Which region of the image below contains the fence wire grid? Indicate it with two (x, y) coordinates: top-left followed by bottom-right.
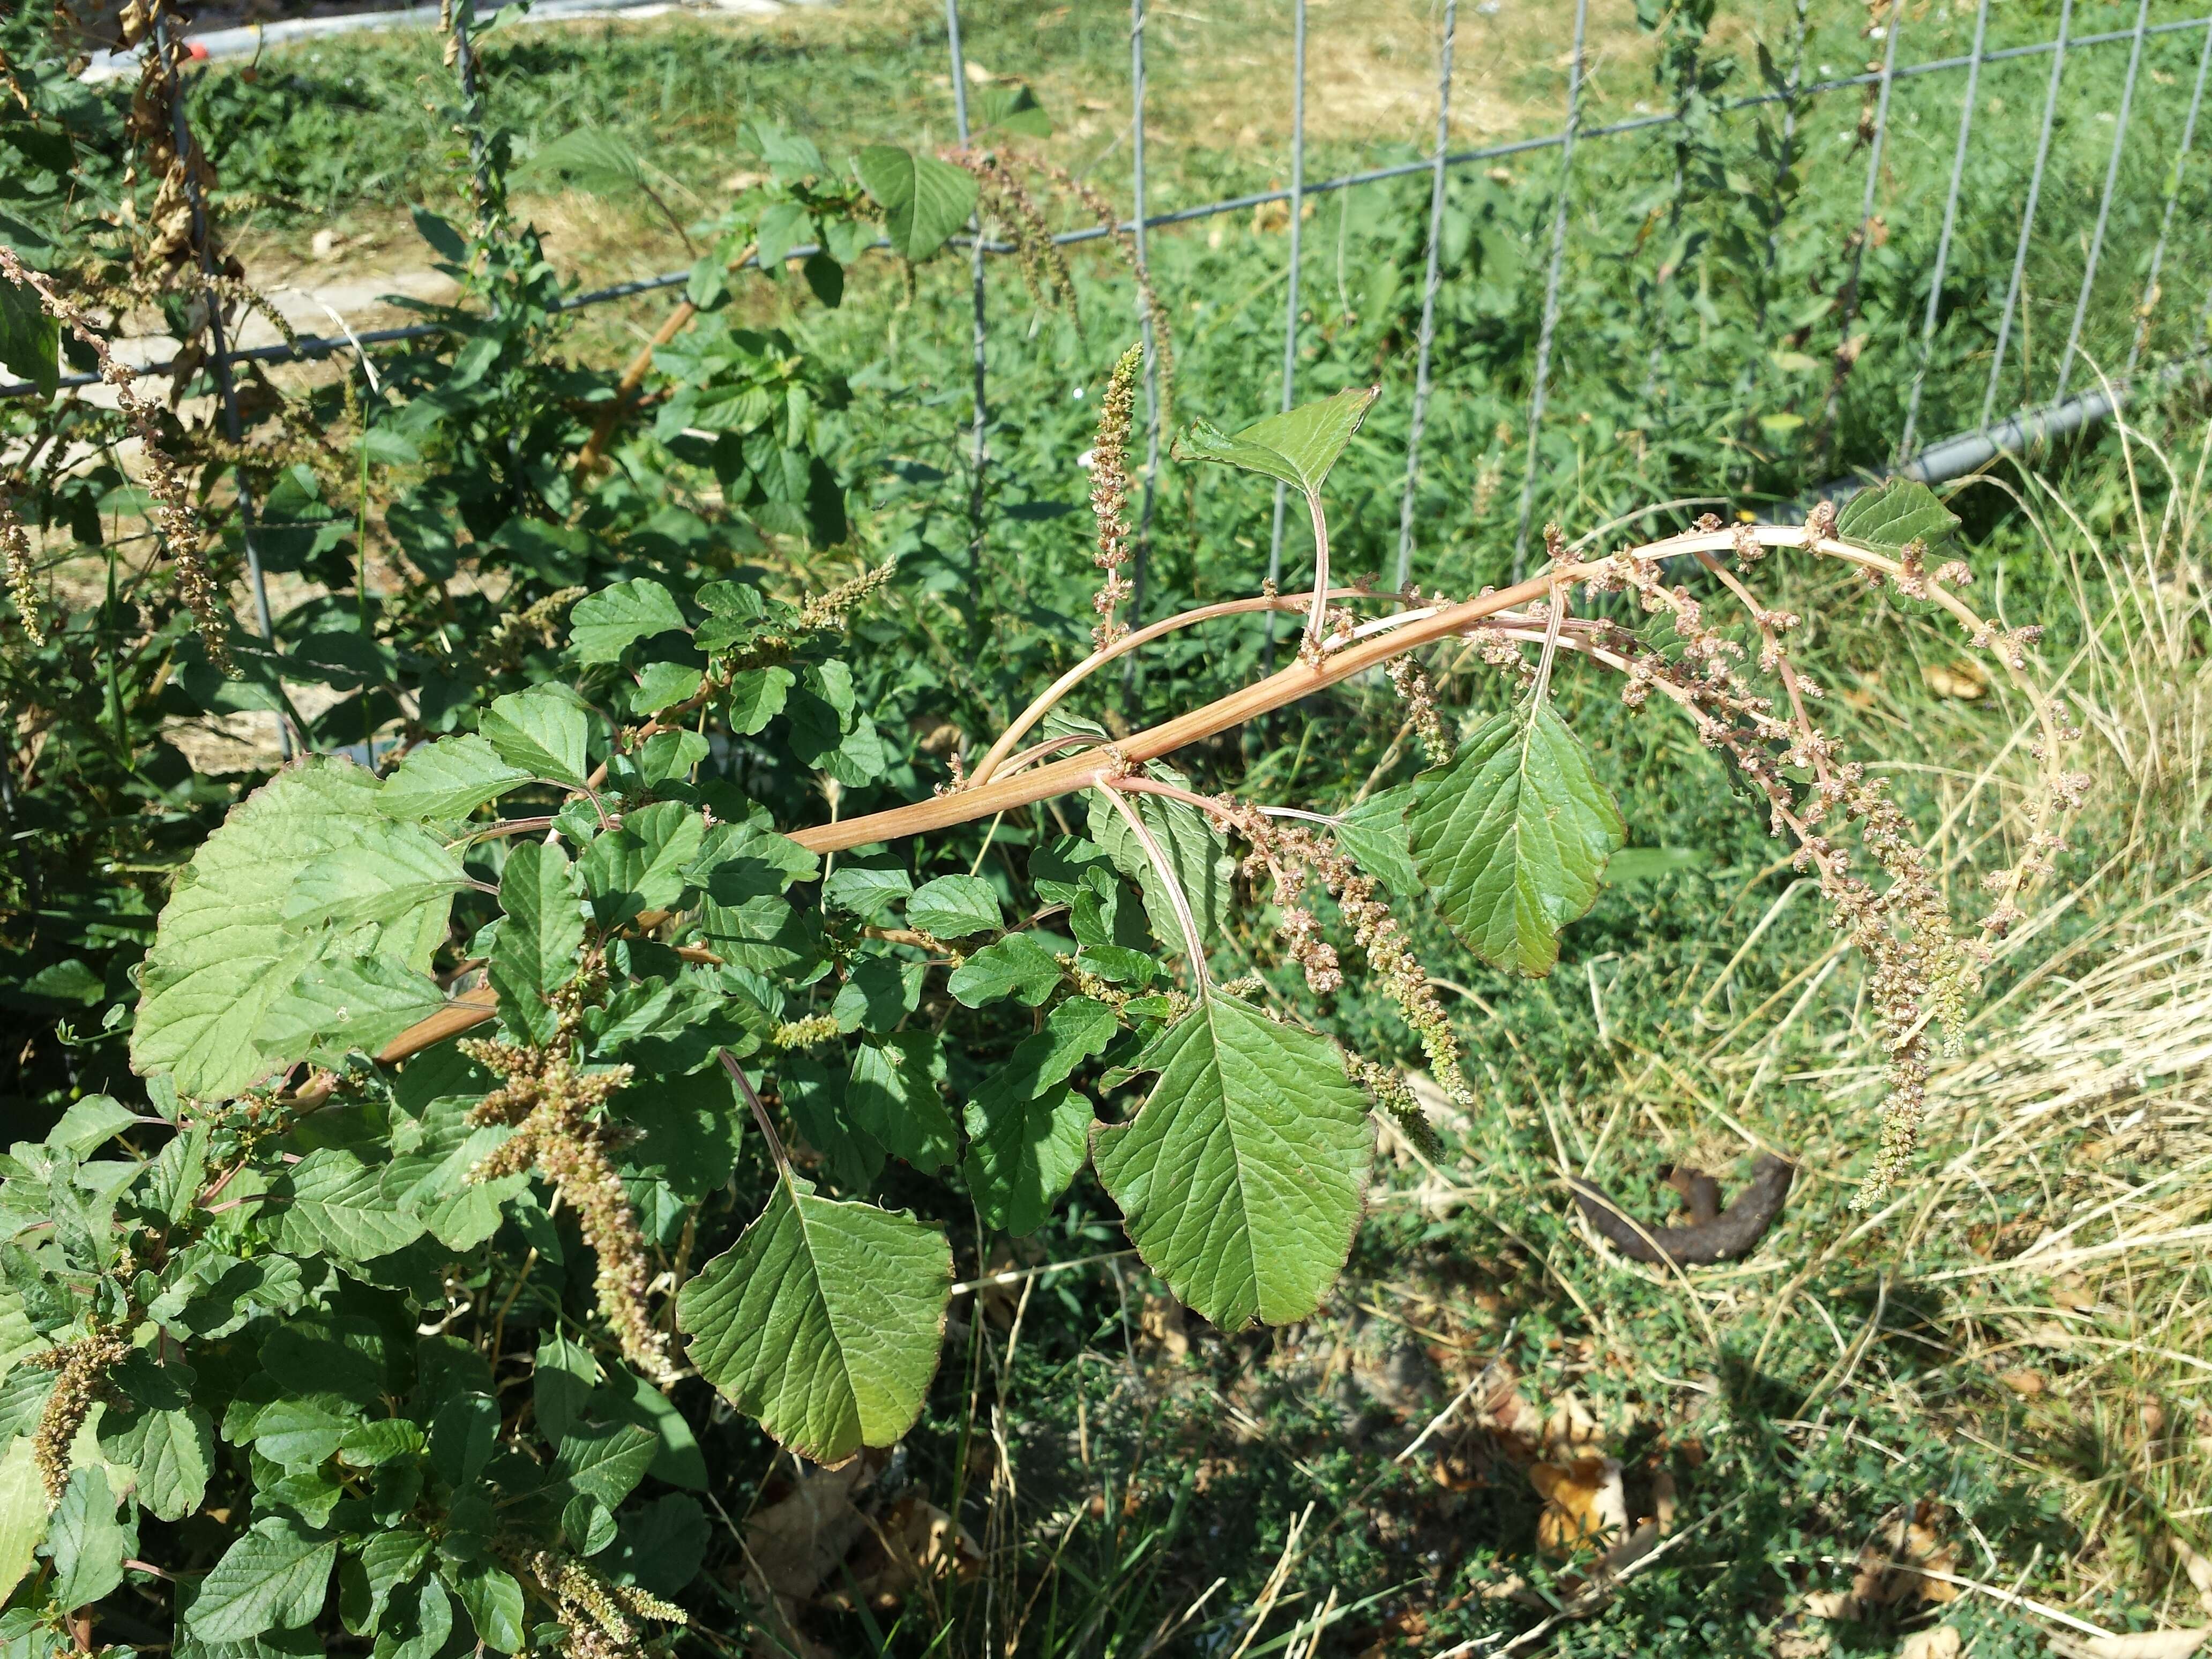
(12, 0), (2212, 613)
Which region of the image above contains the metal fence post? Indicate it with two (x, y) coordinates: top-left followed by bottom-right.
(2055, 0), (2152, 403)
(1898, 0), (1987, 460)
(945, 0), (988, 556)
(161, 12), (290, 758)
(1395, 0), (1455, 595)
(2129, 15), (2212, 376)
(1125, 0), (1161, 693)
(1265, 0), (1307, 654)
(1981, 0), (2072, 431)
(1511, 0), (1589, 582)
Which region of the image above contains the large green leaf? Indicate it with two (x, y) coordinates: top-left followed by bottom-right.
(677, 1176), (950, 1464)
(491, 840), (586, 1043)
(255, 956), (450, 1060)
(1090, 991), (1371, 1330)
(1406, 702), (1625, 978)
(1833, 477), (1961, 552)
(963, 997), (1117, 1235)
(185, 1516), (337, 1641)
(569, 578), (686, 664)
(98, 1403), (214, 1523)
(905, 873), (1002, 938)
(273, 1149), (429, 1262)
(853, 145), (978, 261)
(376, 734), (531, 821)
(1169, 385), (1379, 497)
(517, 127), (647, 196)
(47, 1464), (129, 1608)
(477, 686), (592, 789)
(132, 759), (452, 1100)
(0, 1433), (43, 1604)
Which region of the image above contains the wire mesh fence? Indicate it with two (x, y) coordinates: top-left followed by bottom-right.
(13, 0), (2212, 604)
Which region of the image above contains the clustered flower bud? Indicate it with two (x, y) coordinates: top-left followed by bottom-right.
(0, 245), (233, 673)
(1, 483), (41, 647)
(510, 1544), (685, 1659)
(1088, 343), (1144, 649)
(27, 1325), (134, 1500)
(797, 561), (896, 632)
(1386, 656), (1452, 767)
(1345, 1052), (1439, 1155)
(1188, 791), (1475, 1108)
(460, 1038), (676, 1385)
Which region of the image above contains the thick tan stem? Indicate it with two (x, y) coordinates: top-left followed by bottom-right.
(318, 522), (2049, 1081)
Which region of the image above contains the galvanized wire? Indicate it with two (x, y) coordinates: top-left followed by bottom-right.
(14, 11), (2208, 402)
(1510, 0), (1589, 583)
(1817, 0), (1905, 464)
(1395, 0), (1455, 596)
(1898, 0), (1987, 460)
(2055, 0), (2152, 404)
(1265, 0), (1308, 647)
(1126, 0), (1161, 691)
(2130, 16), (2212, 375)
(1982, 0), (2073, 432)
(945, 0), (988, 551)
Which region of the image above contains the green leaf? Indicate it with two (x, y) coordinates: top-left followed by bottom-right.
(518, 127), (647, 196)
(846, 1031), (956, 1172)
(1334, 784), (1421, 896)
(678, 1176), (951, 1464)
(1405, 702), (1626, 978)
(0, 277), (58, 399)
(428, 1395), (497, 1488)
(98, 1403), (213, 1522)
(283, 821), (472, 933)
(1091, 991), (1372, 1329)
(724, 666), (796, 735)
(570, 579), (686, 664)
(823, 864), (913, 921)
(946, 932), (1064, 1008)
(631, 661), (704, 716)
(47, 1464), (129, 1608)
(578, 801), (705, 921)
(376, 1576), (452, 1659)
(273, 1149), (429, 1262)
(1833, 477), (1961, 552)
(532, 1332), (600, 1445)
(1088, 775), (1235, 962)
(854, 145), (979, 261)
(552, 1423), (657, 1510)
(377, 735), (533, 821)
(491, 840), (586, 1043)
(479, 686), (592, 789)
(1603, 846), (1708, 887)
(973, 82), (1052, 137)
(446, 1562), (526, 1654)
(44, 1095), (136, 1156)
(1169, 385), (1380, 497)
(0, 1433), (44, 1605)
(186, 1516), (338, 1641)
(133, 758), (451, 1101)
(905, 873), (1002, 938)
(963, 998), (1117, 1235)
(255, 956), (450, 1060)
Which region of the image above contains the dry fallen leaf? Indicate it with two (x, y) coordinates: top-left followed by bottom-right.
(1803, 1589), (1857, 1620)
(2177, 1538), (2212, 1612)
(1530, 1456), (1627, 1556)
(2001, 1368), (2048, 1397)
(1922, 660), (1987, 700)
(1852, 1502), (1960, 1608)
(1139, 1293), (1189, 1359)
(1901, 1626), (1962, 1659)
